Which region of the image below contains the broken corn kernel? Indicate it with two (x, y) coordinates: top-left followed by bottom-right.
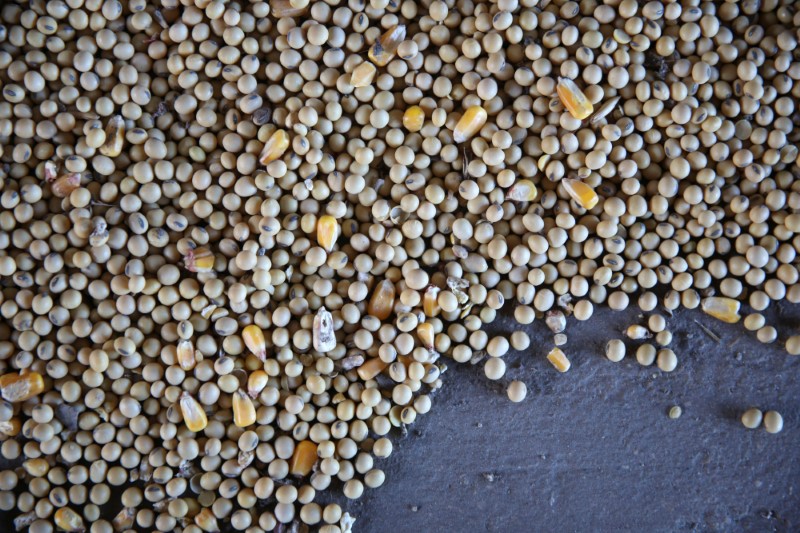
(350, 61), (377, 87)
(556, 77), (594, 120)
(368, 24), (406, 67)
(507, 179), (538, 202)
(179, 392), (207, 432)
(547, 347), (571, 372)
(247, 370), (268, 398)
(0, 371), (44, 402)
(316, 215), (340, 253)
(701, 297), (741, 323)
(423, 285), (441, 317)
(417, 322), (435, 349)
(44, 160), (58, 181)
(357, 357), (389, 381)
(313, 306), (336, 353)
(270, 0), (307, 17)
(233, 389), (257, 427)
(403, 106), (425, 132)
(184, 247), (216, 273)
(290, 439), (318, 477)
(242, 324), (267, 361)
(562, 178), (599, 210)
(259, 129), (290, 165)
(453, 105), (487, 143)
(51, 173), (81, 198)
(99, 115), (125, 157)
(368, 279), (396, 320)
(195, 508), (220, 533)
(54, 507), (85, 533)
(112, 507), (135, 532)
(176, 339), (196, 371)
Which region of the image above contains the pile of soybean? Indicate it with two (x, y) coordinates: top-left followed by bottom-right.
(0, 0), (799, 531)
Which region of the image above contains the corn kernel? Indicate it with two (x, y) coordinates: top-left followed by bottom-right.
(403, 106), (425, 132)
(247, 370), (268, 398)
(356, 357), (388, 381)
(350, 61), (377, 88)
(176, 339), (196, 371)
(0, 417), (21, 436)
(316, 215), (340, 253)
(453, 105), (487, 143)
(556, 77), (594, 120)
(259, 129), (290, 165)
(195, 508), (220, 533)
(417, 322), (435, 349)
(51, 173), (81, 198)
(99, 115), (125, 157)
(562, 178), (599, 210)
(0, 371), (44, 402)
(368, 24), (406, 67)
(233, 389), (256, 427)
(507, 179), (538, 202)
(54, 507), (85, 533)
(242, 324), (267, 361)
(423, 285), (441, 317)
(547, 347), (571, 372)
(184, 247), (216, 273)
(701, 297), (741, 323)
(368, 279), (396, 320)
(289, 439), (317, 477)
(179, 392), (207, 432)
(44, 160), (58, 182)
(313, 306), (336, 353)
(270, 0), (307, 17)
(113, 507), (135, 531)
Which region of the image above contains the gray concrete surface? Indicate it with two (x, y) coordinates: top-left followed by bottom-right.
(342, 304), (800, 533)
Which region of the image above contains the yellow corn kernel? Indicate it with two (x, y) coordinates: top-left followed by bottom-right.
(23, 458), (50, 477)
(270, 0), (307, 17)
(233, 389), (256, 427)
(562, 178), (599, 210)
(242, 324), (267, 361)
(417, 322), (435, 349)
(0, 418), (21, 436)
(112, 507), (135, 532)
(184, 247), (216, 273)
(316, 215), (340, 253)
(423, 285), (441, 317)
(51, 173), (81, 198)
(356, 357), (388, 381)
(556, 77), (594, 120)
(195, 508), (220, 533)
(176, 339), (196, 371)
(453, 105), (487, 143)
(0, 371), (44, 403)
(247, 370), (269, 398)
(259, 129), (290, 165)
(403, 106), (425, 132)
(99, 115), (125, 157)
(54, 507), (85, 533)
(290, 439), (318, 477)
(547, 347), (571, 373)
(367, 279), (396, 320)
(368, 24), (406, 67)
(701, 297), (741, 323)
(506, 179), (538, 202)
(313, 306), (337, 353)
(350, 61), (377, 87)
(179, 392), (207, 432)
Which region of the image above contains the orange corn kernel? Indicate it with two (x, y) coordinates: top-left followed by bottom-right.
(179, 392), (208, 432)
(557, 77), (594, 120)
(290, 439), (318, 477)
(51, 173), (81, 198)
(99, 115), (125, 157)
(242, 324), (267, 361)
(350, 61), (377, 87)
(701, 297), (741, 323)
(233, 389), (256, 427)
(368, 24), (406, 67)
(562, 178), (599, 210)
(403, 106), (425, 132)
(316, 215), (340, 253)
(176, 339), (196, 371)
(0, 371), (44, 402)
(356, 357), (388, 381)
(368, 279), (396, 320)
(453, 105), (487, 143)
(259, 129), (290, 165)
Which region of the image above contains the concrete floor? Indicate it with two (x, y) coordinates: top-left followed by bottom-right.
(342, 304), (800, 532)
